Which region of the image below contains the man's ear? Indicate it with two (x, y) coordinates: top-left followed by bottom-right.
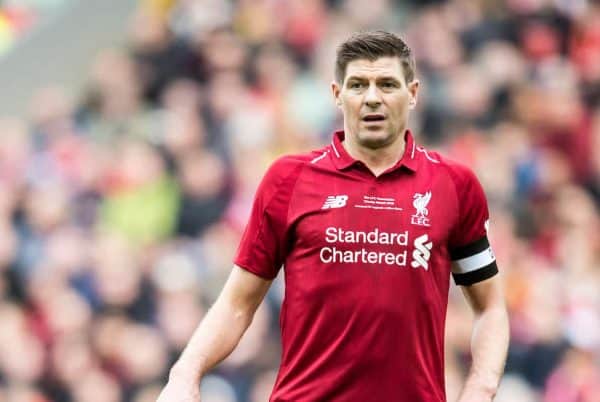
(331, 81), (342, 108)
(408, 79), (420, 110)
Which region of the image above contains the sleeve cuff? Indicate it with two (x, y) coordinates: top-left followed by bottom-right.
(233, 259), (279, 280)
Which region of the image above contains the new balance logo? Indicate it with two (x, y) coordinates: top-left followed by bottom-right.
(322, 195), (348, 209)
(411, 234), (433, 270)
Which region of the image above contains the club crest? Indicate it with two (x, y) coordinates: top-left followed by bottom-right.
(411, 191), (431, 227)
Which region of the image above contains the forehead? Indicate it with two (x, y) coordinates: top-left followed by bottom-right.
(344, 57), (404, 81)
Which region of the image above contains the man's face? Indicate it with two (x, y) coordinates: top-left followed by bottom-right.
(332, 57), (419, 150)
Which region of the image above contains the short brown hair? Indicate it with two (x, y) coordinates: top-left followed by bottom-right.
(335, 31), (416, 84)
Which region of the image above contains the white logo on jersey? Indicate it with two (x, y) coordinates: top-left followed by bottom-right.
(411, 234), (433, 270)
(411, 191), (432, 227)
(416, 147), (440, 164)
(322, 195), (348, 209)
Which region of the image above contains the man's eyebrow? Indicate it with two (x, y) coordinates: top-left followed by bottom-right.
(376, 76), (402, 82)
(345, 76), (368, 81)
(345, 75), (402, 82)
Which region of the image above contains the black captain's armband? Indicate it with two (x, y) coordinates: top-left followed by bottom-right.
(450, 236), (498, 286)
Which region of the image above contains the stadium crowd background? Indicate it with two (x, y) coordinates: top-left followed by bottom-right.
(0, 0), (600, 401)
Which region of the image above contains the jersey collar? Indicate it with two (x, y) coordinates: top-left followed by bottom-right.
(330, 129), (419, 173)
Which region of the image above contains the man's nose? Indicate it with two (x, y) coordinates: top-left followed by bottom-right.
(364, 84), (381, 107)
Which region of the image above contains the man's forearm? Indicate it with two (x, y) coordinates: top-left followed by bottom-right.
(170, 297), (253, 382)
(459, 305), (509, 400)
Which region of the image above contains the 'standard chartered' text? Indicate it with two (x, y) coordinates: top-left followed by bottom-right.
(319, 227), (410, 266)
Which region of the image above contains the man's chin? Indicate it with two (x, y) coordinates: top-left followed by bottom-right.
(357, 131), (394, 149)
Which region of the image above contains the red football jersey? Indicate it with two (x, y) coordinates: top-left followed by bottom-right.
(235, 130), (498, 402)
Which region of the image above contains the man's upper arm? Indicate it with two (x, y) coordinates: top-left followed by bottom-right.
(460, 274), (506, 315)
(448, 162), (498, 286)
(219, 265), (273, 316)
(234, 156), (304, 279)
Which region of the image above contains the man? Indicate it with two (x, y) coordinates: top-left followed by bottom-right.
(158, 31), (509, 402)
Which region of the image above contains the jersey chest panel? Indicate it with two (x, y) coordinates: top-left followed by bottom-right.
(283, 167), (455, 314)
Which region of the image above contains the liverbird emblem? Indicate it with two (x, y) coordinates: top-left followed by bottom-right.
(411, 191), (432, 227)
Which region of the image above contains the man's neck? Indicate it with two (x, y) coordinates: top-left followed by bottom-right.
(342, 131), (407, 177)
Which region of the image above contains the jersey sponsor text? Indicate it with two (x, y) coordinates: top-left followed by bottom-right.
(325, 227), (408, 245)
(321, 227), (433, 269)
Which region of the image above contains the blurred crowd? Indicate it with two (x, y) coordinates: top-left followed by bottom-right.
(0, 0), (600, 401)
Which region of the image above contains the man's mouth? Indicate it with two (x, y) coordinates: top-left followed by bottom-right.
(362, 114), (385, 122)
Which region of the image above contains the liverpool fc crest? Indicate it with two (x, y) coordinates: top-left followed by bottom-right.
(411, 192), (431, 227)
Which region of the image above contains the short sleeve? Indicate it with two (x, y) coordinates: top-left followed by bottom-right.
(448, 166), (498, 286)
(234, 157), (303, 280)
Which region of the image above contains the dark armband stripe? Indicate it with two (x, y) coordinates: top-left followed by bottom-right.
(451, 235), (496, 275)
(450, 236), (490, 260)
(452, 261), (498, 286)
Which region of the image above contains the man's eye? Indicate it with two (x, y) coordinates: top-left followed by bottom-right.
(349, 82), (363, 89)
(381, 82), (396, 88)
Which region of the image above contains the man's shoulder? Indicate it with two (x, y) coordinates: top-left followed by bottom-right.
(417, 147), (480, 185)
(261, 146), (329, 189)
(267, 146), (330, 175)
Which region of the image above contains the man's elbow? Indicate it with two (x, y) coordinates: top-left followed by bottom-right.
(213, 293), (257, 330)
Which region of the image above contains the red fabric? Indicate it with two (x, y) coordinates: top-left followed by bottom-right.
(235, 130), (491, 402)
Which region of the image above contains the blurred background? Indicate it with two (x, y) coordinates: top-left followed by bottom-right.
(0, 0), (599, 401)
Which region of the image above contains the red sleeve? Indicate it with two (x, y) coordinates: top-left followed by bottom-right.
(448, 165), (489, 250)
(447, 163), (498, 286)
(234, 157), (304, 279)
